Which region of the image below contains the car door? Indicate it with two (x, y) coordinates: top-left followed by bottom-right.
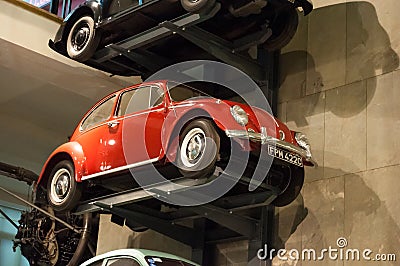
(102, 85), (167, 170)
(74, 94), (117, 176)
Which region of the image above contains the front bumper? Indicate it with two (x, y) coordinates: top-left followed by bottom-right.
(225, 128), (318, 167)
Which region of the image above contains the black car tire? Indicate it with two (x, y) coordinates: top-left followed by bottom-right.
(47, 160), (82, 212)
(66, 16), (100, 61)
(263, 7), (299, 51)
(272, 166), (304, 207)
(181, 0), (216, 13)
(177, 119), (220, 179)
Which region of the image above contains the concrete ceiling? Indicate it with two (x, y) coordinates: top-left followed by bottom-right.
(0, 38), (140, 198)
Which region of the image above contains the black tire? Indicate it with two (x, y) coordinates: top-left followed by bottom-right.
(272, 166), (304, 207)
(47, 160), (82, 212)
(177, 119), (220, 179)
(180, 0), (216, 13)
(263, 8), (299, 51)
(66, 16), (100, 61)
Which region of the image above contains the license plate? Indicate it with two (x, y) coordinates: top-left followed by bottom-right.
(268, 145), (303, 167)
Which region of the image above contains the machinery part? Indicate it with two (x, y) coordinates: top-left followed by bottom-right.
(177, 119), (220, 178)
(47, 160), (82, 212)
(67, 16), (100, 61)
(0, 161), (38, 185)
(272, 165), (304, 207)
(13, 208), (95, 266)
(180, 0), (216, 13)
(263, 7), (299, 50)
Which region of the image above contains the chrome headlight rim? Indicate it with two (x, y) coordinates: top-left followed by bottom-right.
(230, 105), (249, 126)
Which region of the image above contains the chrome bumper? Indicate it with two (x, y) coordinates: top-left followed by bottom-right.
(225, 128), (318, 167)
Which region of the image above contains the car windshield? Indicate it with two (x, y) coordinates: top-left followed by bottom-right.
(167, 81), (210, 102)
(145, 256), (196, 266)
(167, 81), (246, 104)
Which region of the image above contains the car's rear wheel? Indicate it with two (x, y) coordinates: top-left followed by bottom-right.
(177, 119), (220, 179)
(66, 16), (100, 61)
(272, 165), (304, 207)
(180, 0), (216, 13)
(47, 160), (82, 212)
(263, 7), (299, 51)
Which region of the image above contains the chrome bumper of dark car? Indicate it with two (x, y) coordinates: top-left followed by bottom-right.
(225, 128), (318, 167)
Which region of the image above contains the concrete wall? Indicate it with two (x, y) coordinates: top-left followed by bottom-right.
(272, 1), (400, 265)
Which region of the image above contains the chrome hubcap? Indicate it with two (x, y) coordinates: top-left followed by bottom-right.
(180, 128), (206, 167)
(50, 169), (71, 203)
(187, 133), (203, 161)
(72, 23), (90, 51)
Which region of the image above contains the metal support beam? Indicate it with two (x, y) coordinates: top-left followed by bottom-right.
(0, 208), (18, 229)
(160, 22), (265, 80)
(248, 206), (274, 266)
(108, 45), (166, 73)
(94, 202), (202, 247)
(0, 186), (80, 234)
(185, 204), (258, 239)
(191, 218), (206, 265)
(92, 4), (221, 64)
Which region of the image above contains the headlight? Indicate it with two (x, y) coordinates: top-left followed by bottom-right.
(230, 105), (248, 126)
(294, 132), (312, 158)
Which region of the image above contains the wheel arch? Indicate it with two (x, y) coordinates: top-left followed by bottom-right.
(37, 152), (74, 190)
(164, 108), (228, 162)
(37, 143), (87, 190)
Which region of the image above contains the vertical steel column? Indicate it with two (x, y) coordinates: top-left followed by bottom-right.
(257, 48), (280, 116)
(245, 46), (280, 265)
(49, 0), (59, 16)
(248, 206), (274, 265)
(191, 218), (206, 265)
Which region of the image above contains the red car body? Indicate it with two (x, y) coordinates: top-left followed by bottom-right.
(37, 81), (316, 211)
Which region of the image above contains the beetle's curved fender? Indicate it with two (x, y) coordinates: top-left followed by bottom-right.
(36, 142), (87, 189)
(65, 0), (103, 24)
(163, 101), (245, 162)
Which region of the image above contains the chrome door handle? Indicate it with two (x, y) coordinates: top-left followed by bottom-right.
(108, 121), (120, 128)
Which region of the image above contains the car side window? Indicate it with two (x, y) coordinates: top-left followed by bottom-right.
(105, 257), (140, 266)
(117, 86), (164, 116)
(81, 95), (116, 131)
(149, 86), (164, 107)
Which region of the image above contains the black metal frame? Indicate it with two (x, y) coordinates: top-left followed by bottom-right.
(76, 3), (280, 263)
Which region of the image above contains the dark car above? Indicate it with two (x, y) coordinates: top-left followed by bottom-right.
(49, 0), (313, 76)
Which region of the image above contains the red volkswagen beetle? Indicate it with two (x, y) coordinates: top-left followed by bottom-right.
(37, 81), (316, 211)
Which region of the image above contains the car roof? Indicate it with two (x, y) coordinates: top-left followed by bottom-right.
(80, 248), (200, 266)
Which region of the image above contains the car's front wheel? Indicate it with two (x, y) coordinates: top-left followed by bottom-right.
(272, 165), (304, 207)
(47, 160), (82, 212)
(66, 16), (100, 61)
(177, 119), (220, 179)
